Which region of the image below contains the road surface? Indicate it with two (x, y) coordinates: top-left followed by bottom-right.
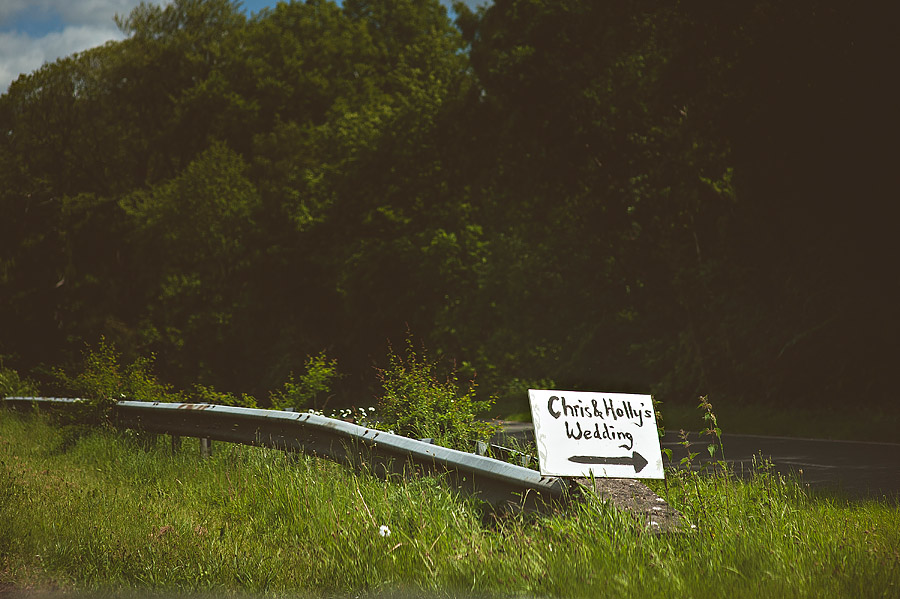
(495, 424), (900, 500)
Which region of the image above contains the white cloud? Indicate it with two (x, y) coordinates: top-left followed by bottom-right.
(58, 0), (158, 27)
(0, 0), (147, 28)
(0, 0), (489, 92)
(0, 25), (125, 92)
(0, 0), (151, 92)
(445, 0), (493, 11)
(0, 2), (39, 26)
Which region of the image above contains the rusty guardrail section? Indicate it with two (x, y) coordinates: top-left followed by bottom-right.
(2, 396), (571, 512)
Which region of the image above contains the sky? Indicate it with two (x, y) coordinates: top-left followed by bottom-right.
(0, 0), (488, 93)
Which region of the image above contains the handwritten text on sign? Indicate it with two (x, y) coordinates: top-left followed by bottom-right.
(528, 389), (664, 479)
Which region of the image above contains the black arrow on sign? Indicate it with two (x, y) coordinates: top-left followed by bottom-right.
(568, 451), (649, 473)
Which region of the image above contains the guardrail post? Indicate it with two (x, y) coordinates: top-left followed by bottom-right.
(171, 435), (181, 453)
(200, 437), (212, 458)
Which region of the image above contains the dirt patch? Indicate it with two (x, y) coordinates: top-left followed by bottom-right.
(574, 477), (690, 535)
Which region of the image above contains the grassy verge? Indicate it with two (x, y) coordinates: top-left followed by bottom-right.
(1, 411), (898, 598)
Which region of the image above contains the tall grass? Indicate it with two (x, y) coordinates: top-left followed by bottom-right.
(1, 411), (898, 598)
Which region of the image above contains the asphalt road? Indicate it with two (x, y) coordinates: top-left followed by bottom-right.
(496, 424), (900, 500)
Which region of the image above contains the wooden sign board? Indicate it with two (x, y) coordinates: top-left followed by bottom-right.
(528, 389), (664, 479)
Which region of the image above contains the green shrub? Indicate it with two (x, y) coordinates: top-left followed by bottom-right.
(0, 363), (39, 398)
(269, 351), (339, 411)
(376, 336), (497, 451)
(192, 384), (258, 408)
(54, 338), (180, 423)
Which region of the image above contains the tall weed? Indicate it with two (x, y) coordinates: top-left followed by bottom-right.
(269, 351), (339, 411)
(53, 338), (180, 425)
(376, 335), (497, 451)
(192, 384), (258, 408)
(0, 362), (39, 398)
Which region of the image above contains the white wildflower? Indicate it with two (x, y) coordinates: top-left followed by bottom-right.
(379, 525), (391, 537)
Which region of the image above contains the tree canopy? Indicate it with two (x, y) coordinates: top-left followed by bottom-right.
(1, 0), (893, 412)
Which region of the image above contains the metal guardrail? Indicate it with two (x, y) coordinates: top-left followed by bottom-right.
(2, 396), (572, 512)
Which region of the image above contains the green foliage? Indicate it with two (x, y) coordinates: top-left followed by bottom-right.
(118, 141), (262, 386)
(0, 0), (894, 416)
(191, 384), (258, 408)
(54, 338), (180, 423)
(0, 364), (39, 398)
(698, 394), (724, 462)
(376, 336), (497, 450)
(269, 351), (339, 411)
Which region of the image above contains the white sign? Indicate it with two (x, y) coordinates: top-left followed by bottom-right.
(528, 389), (664, 479)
